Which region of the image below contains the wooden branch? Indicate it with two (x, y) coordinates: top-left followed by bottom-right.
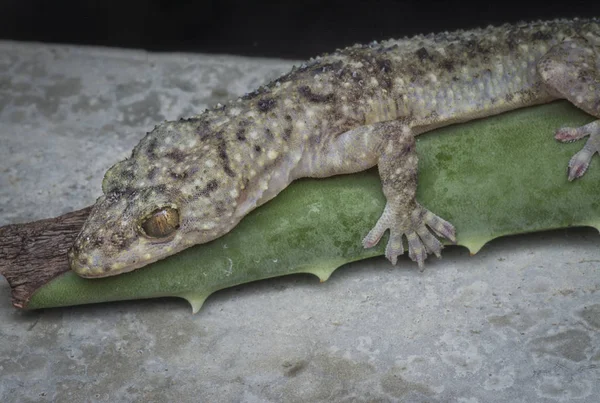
(0, 207), (92, 308)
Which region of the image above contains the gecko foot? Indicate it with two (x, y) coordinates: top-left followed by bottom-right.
(362, 203), (456, 270)
(555, 120), (600, 181)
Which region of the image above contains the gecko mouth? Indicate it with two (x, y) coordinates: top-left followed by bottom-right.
(68, 244), (166, 278)
(69, 252), (141, 278)
(71, 262), (141, 278)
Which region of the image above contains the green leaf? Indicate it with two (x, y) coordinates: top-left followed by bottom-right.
(26, 101), (600, 313)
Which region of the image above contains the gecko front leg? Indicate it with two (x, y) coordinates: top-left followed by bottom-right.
(361, 121), (456, 269)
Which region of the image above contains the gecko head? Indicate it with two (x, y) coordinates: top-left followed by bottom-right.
(68, 119), (244, 278)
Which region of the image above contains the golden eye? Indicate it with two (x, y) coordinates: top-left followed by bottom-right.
(140, 207), (180, 238)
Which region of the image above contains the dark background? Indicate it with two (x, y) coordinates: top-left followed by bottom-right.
(1, 0), (598, 60)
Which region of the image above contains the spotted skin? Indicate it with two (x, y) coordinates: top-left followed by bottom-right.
(69, 18), (600, 277)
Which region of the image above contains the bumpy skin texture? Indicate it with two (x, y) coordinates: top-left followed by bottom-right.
(69, 18), (600, 278)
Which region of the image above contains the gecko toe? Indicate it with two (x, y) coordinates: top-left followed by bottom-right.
(423, 210), (456, 244)
(555, 126), (587, 142)
(362, 203), (392, 248)
(567, 148), (592, 181)
(362, 229), (383, 249)
(384, 231), (404, 266)
(555, 120), (600, 143)
(406, 232), (428, 270)
(416, 225), (444, 258)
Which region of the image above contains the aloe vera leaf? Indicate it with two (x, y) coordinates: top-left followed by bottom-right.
(25, 101), (599, 313)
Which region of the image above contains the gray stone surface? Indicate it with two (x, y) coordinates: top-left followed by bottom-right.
(1, 40), (599, 403)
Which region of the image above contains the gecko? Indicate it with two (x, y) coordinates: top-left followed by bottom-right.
(68, 18), (600, 278)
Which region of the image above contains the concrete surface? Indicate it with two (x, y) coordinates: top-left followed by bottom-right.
(1, 40), (599, 403)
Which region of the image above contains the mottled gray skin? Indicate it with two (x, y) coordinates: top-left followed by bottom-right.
(69, 18), (600, 277)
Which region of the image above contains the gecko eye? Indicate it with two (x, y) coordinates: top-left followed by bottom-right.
(140, 207), (180, 238)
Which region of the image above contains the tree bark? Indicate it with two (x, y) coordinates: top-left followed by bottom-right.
(0, 207), (92, 308)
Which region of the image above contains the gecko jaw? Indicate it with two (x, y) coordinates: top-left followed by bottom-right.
(68, 240), (180, 278)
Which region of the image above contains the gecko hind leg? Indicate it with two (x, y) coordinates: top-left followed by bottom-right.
(361, 122), (456, 269)
(537, 38), (600, 181)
